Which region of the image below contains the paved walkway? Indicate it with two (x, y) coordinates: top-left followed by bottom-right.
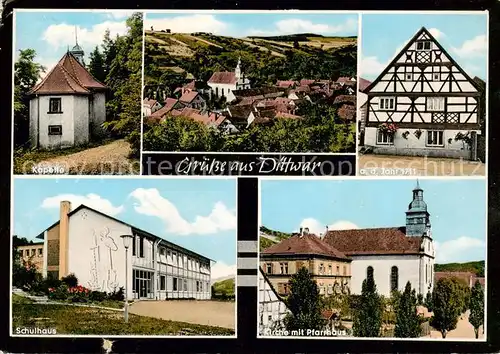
(130, 300), (235, 329)
(40, 139), (137, 175)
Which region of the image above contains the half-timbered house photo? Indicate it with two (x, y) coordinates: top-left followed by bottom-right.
(358, 14), (487, 175)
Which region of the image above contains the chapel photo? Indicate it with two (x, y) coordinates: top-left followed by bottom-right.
(12, 10), (143, 175)
(259, 178), (486, 339)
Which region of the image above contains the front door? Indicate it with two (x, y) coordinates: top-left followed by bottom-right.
(139, 279), (148, 298)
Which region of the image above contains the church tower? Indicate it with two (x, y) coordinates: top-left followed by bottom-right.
(405, 180), (430, 237)
(235, 57), (241, 80)
(70, 27), (85, 66)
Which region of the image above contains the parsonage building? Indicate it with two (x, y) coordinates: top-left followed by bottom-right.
(30, 201), (213, 300)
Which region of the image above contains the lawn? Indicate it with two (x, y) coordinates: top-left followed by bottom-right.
(12, 303), (235, 335)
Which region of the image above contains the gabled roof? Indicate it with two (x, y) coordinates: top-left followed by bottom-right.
(262, 233), (350, 261)
(35, 204), (213, 262)
(29, 52), (107, 95)
(233, 86), (284, 99)
(208, 71), (237, 84)
(358, 78), (372, 92)
(143, 98), (159, 107)
(227, 105), (253, 119)
(323, 227), (423, 256)
(363, 27), (482, 94)
(179, 90), (200, 103)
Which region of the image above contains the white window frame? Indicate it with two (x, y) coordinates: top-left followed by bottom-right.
(426, 97), (445, 112)
(379, 97), (395, 111)
(377, 130), (394, 145)
(427, 130), (444, 147)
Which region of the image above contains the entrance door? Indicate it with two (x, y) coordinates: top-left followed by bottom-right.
(139, 279), (148, 298)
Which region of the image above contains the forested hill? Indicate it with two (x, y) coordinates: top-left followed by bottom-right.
(260, 226), (293, 240)
(144, 30), (357, 93)
(435, 260), (485, 277)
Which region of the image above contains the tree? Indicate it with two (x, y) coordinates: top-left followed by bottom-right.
(394, 282), (421, 338)
(88, 46), (106, 83)
(283, 267), (325, 332)
(430, 277), (467, 338)
(469, 280), (484, 339)
(353, 276), (382, 337)
(424, 291), (433, 312)
(14, 49), (46, 147)
(102, 12), (143, 158)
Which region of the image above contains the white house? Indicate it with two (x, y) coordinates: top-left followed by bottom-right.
(28, 45), (107, 150)
(143, 98), (163, 117)
(35, 201), (212, 301)
(207, 58), (251, 103)
(258, 267), (290, 335)
(323, 182), (435, 298)
(362, 27), (484, 160)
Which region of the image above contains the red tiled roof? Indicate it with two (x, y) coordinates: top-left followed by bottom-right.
(321, 309), (338, 320)
(208, 71), (237, 84)
(179, 90), (199, 103)
(214, 115), (227, 126)
(262, 233), (350, 261)
(300, 79), (315, 86)
(295, 85), (311, 93)
(323, 227), (423, 255)
(277, 80), (296, 88)
(275, 112), (303, 119)
(143, 98), (158, 107)
(149, 98), (178, 118)
(333, 95), (356, 105)
(30, 52), (106, 95)
(337, 76), (354, 83)
(171, 107), (215, 125)
(359, 78), (372, 92)
(434, 272), (475, 287)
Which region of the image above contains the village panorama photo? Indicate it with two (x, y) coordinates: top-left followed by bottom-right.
(258, 178), (486, 340)
(357, 12), (487, 176)
(12, 10), (143, 175)
(141, 11), (358, 153)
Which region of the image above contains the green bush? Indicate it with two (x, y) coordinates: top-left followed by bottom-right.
(108, 287), (125, 301)
(61, 273), (78, 288)
(48, 285), (69, 300)
(68, 286), (90, 303)
(90, 290), (107, 302)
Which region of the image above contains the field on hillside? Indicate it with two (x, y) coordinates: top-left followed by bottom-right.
(143, 30), (357, 89)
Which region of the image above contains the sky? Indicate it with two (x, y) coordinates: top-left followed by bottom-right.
(145, 12), (358, 38)
(261, 179), (487, 264)
(14, 10), (137, 79)
(360, 13), (487, 82)
(13, 177), (237, 280)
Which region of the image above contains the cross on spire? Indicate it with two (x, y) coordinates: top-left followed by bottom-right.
(75, 26), (78, 45)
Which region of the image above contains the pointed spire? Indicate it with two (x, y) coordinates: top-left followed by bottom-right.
(75, 26), (78, 45)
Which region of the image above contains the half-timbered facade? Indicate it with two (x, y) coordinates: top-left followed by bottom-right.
(362, 27), (484, 160)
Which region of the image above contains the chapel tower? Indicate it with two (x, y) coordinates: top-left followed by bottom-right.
(405, 180), (431, 237)
(70, 27), (85, 65)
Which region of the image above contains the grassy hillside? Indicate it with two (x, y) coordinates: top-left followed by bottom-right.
(144, 30), (357, 93)
(259, 226), (293, 241)
(212, 278), (235, 297)
(260, 236), (277, 251)
(435, 260), (485, 277)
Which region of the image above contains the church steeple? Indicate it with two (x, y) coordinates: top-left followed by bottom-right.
(405, 180), (430, 237)
(235, 57), (241, 79)
(70, 26), (85, 66)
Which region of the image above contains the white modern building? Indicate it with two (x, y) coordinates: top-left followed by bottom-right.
(323, 182), (435, 298)
(207, 58), (251, 103)
(361, 27), (484, 160)
(258, 267), (290, 335)
(28, 42), (107, 150)
(35, 201), (212, 301)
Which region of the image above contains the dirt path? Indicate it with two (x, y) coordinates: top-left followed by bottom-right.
(40, 139), (138, 175)
(358, 154), (485, 176)
(130, 300), (235, 329)
(428, 310), (485, 339)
